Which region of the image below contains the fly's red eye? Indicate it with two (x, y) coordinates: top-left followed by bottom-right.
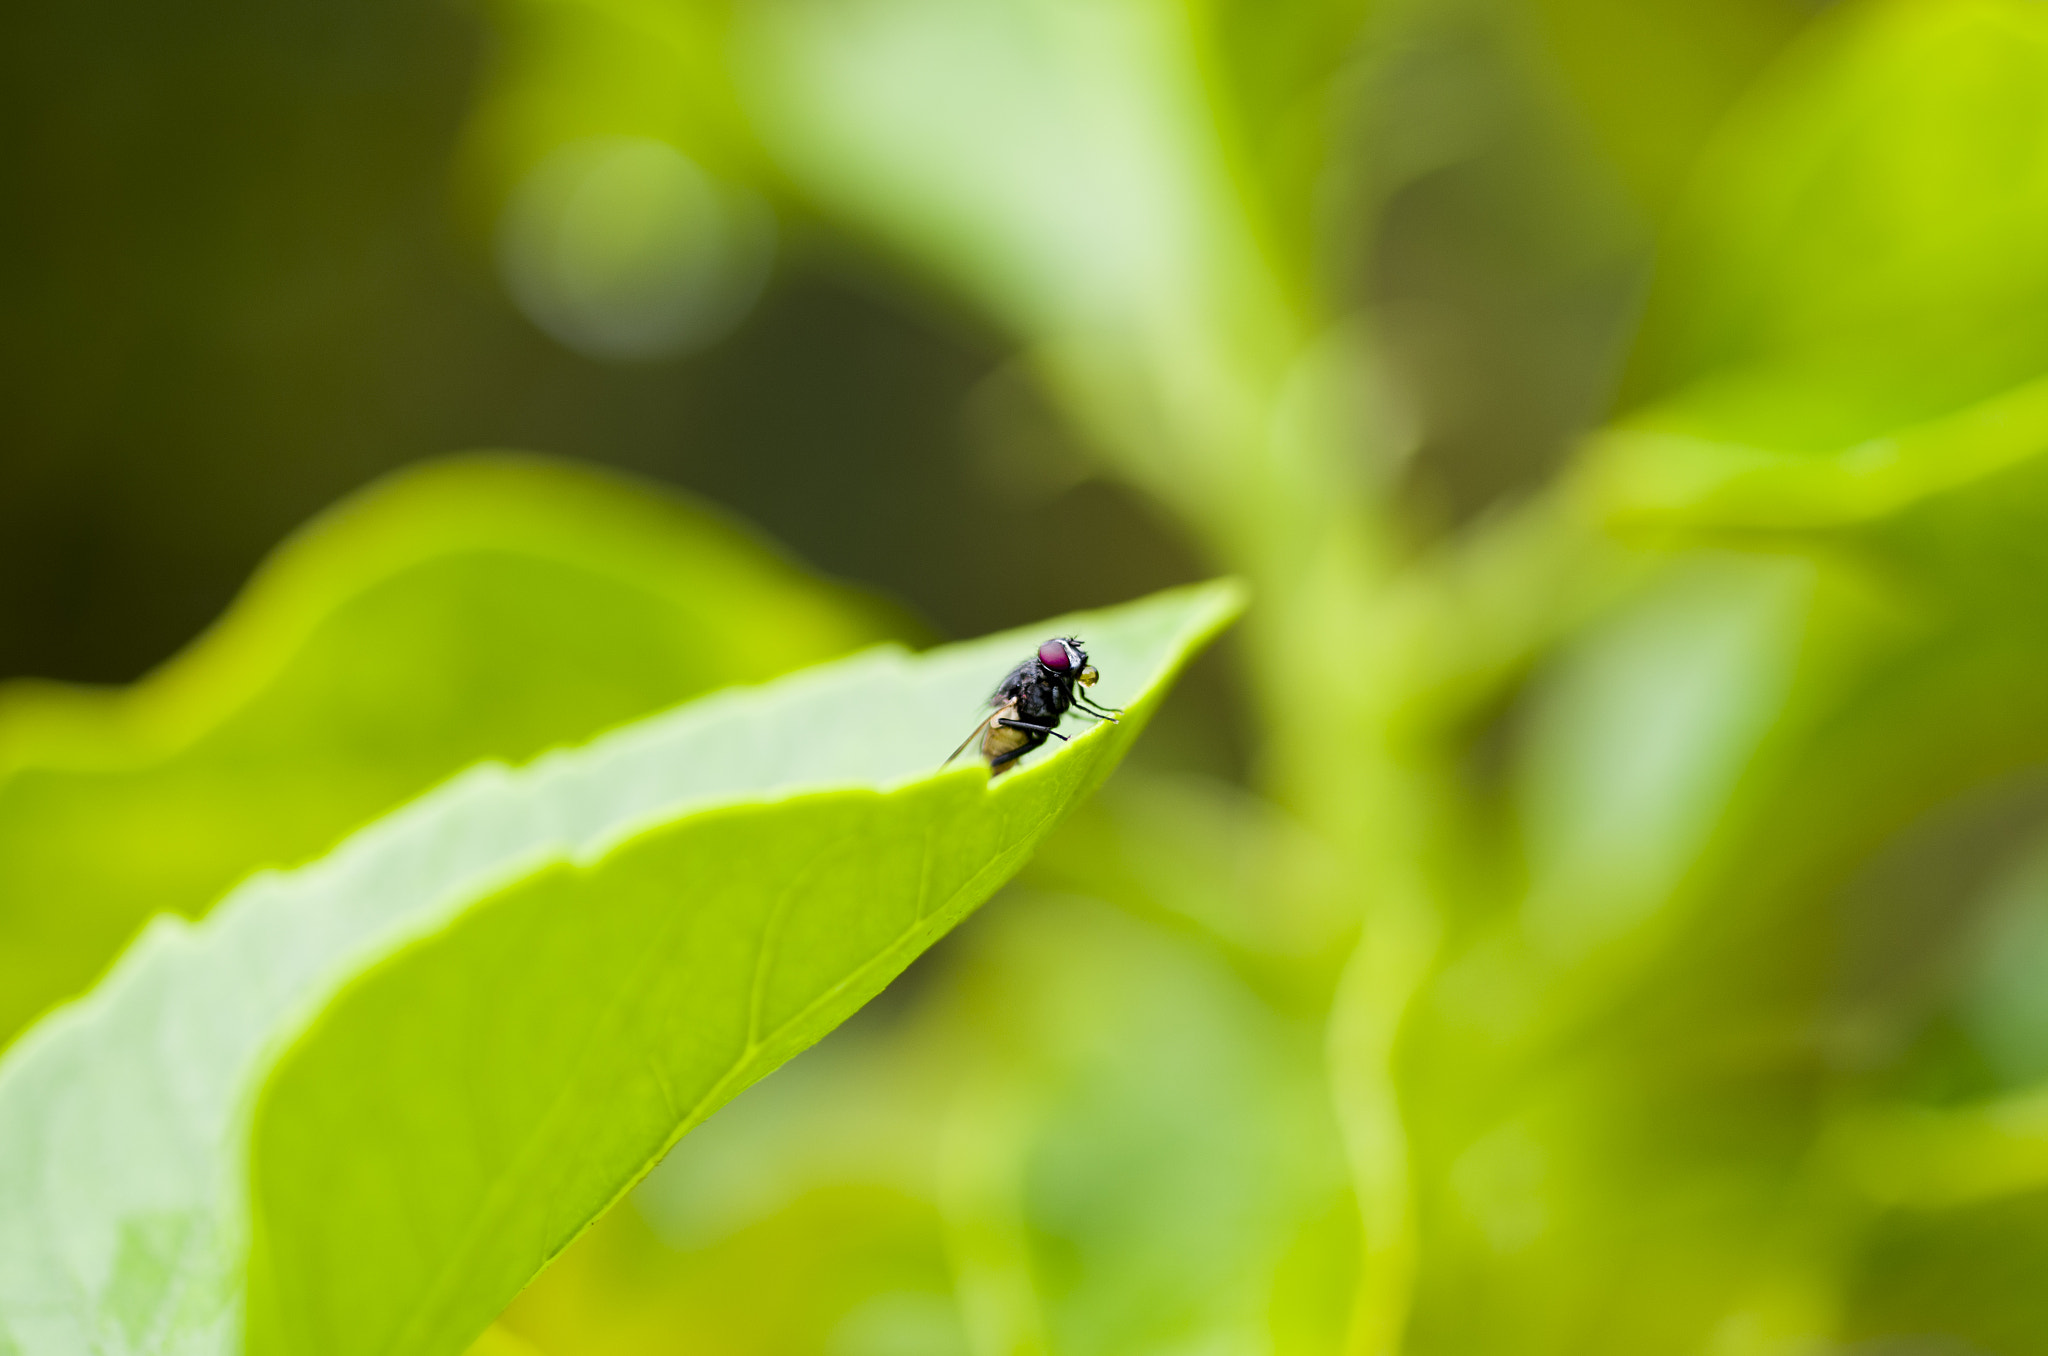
(1038, 640), (1072, 671)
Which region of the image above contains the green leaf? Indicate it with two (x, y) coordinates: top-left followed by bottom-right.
(1582, 0), (2048, 543)
(735, 0), (1282, 356)
(467, 0), (1338, 526)
(1578, 2), (2048, 594)
(932, 894), (1353, 1356)
(502, 871), (1353, 1356)
(1620, 0), (2048, 453)
(0, 580), (1243, 1356)
(0, 453), (900, 1053)
(1524, 0), (1813, 217)
(1587, 373), (2048, 533)
(1393, 545), (2048, 1351)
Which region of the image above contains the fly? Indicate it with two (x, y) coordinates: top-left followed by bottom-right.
(943, 636), (1122, 776)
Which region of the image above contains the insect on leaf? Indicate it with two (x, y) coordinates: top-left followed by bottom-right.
(0, 579), (1245, 1356)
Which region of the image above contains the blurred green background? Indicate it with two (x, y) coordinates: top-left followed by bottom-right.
(0, 0), (1212, 684)
(18, 0), (2048, 1351)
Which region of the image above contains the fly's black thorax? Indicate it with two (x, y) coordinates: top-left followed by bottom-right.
(995, 661), (1074, 725)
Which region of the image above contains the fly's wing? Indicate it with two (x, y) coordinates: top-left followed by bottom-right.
(943, 698), (1017, 766)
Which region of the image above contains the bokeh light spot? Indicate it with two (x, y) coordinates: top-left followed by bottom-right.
(496, 137), (774, 362)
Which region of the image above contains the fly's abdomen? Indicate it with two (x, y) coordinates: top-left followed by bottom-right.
(983, 721), (1032, 762)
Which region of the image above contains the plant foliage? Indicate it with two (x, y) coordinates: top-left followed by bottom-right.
(16, 0), (2048, 1351)
(0, 485), (1239, 1352)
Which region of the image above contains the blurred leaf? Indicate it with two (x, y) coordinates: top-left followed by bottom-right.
(502, 887), (1352, 1356)
(734, 0), (1287, 358)
(0, 453), (899, 1053)
(0, 580), (1241, 1356)
(1394, 531), (2048, 1351)
(1580, 0), (2048, 605)
(468, 0), (759, 167)
(465, 1327), (550, 1356)
(952, 896), (1354, 1356)
(505, 1000), (965, 1356)
(1590, 372), (2048, 535)
(515, 1184), (962, 1356)
(1613, 0), (2048, 452)
(1834, 1088), (2048, 1212)
(1959, 835), (2048, 1088)
(1512, 552), (1809, 965)
(1843, 1195), (2048, 1355)
(481, 0), (1369, 350)
(467, 0), (1379, 533)
(1190, 0), (1376, 295)
(1524, 0), (1814, 217)
(1026, 770), (1355, 1000)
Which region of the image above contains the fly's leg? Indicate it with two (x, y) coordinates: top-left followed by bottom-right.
(1073, 693), (1122, 721)
(990, 726), (1053, 773)
(998, 719), (1069, 741)
(990, 741), (1043, 772)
